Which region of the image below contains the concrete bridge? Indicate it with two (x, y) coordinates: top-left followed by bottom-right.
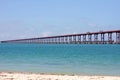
(1, 30), (120, 44)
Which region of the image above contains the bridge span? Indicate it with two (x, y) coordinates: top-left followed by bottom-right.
(1, 30), (120, 44)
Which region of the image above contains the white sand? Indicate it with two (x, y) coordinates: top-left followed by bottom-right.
(0, 72), (120, 80)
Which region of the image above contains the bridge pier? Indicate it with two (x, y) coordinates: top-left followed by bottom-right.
(55, 38), (57, 44)
(101, 33), (105, 44)
(94, 34), (98, 44)
(82, 35), (86, 44)
(73, 35), (76, 44)
(65, 36), (68, 44)
(116, 32), (120, 44)
(88, 34), (92, 44)
(78, 35), (81, 44)
(69, 36), (72, 44)
(108, 33), (113, 44)
(61, 37), (63, 44)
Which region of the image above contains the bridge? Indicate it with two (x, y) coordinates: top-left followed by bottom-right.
(1, 30), (120, 44)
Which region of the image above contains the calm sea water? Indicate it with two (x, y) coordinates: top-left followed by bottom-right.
(0, 44), (120, 76)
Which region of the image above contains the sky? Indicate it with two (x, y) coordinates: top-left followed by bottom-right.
(0, 0), (120, 41)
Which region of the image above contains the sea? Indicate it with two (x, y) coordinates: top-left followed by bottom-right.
(0, 43), (120, 76)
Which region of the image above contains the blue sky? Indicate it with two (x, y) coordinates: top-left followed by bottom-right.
(0, 0), (120, 40)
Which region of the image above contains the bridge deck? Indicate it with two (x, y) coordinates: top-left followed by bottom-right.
(1, 30), (120, 44)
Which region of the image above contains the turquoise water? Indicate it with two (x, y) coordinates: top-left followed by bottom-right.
(0, 44), (120, 76)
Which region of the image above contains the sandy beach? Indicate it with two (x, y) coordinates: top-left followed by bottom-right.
(0, 72), (120, 80)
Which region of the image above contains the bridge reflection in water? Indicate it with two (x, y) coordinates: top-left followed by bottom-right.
(1, 30), (120, 44)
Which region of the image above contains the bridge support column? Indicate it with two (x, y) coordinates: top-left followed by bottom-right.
(43, 39), (45, 44)
(51, 38), (53, 44)
(78, 35), (81, 44)
(40, 39), (42, 44)
(39, 39), (41, 44)
(108, 33), (113, 44)
(69, 36), (72, 44)
(48, 38), (50, 44)
(61, 37), (64, 44)
(94, 34), (98, 44)
(73, 35), (76, 44)
(83, 35), (86, 44)
(65, 36), (68, 44)
(60, 37), (62, 44)
(45, 39), (47, 44)
(48, 39), (49, 44)
(54, 38), (56, 44)
(116, 32), (120, 44)
(88, 34), (92, 44)
(58, 37), (60, 44)
(53, 38), (55, 44)
(101, 33), (105, 44)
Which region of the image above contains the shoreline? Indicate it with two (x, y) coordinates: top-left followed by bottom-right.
(0, 72), (120, 80)
(1, 71), (120, 76)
